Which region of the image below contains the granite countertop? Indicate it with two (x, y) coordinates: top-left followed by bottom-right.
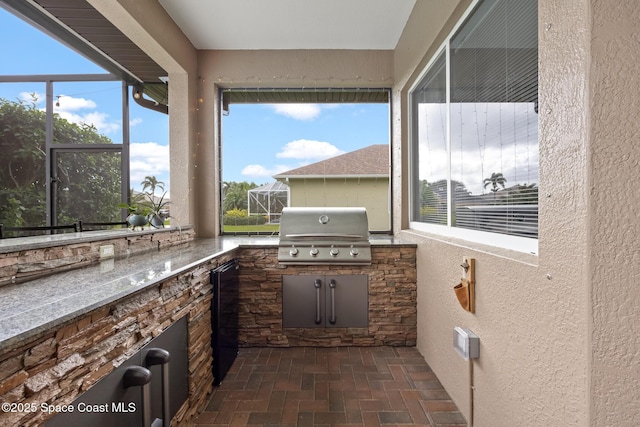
(0, 238), (236, 352)
(0, 235), (414, 353)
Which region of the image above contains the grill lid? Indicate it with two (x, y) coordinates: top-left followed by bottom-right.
(278, 207), (371, 264)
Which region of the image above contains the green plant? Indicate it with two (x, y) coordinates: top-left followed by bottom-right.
(144, 191), (170, 216)
(118, 192), (150, 216)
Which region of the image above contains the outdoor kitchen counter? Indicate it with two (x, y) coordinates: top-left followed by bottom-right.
(0, 235), (414, 353)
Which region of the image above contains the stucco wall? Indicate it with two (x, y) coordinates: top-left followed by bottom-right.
(394, 0), (640, 426)
(588, 1), (640, 425)
(395, 0), (592, 426)
(88, 0), (199, 230)
(287, 178), (390, 231)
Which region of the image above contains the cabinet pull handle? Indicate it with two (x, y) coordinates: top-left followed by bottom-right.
(329, 279), (336, 324)
(123, 366), (152, 427)
(314, 279), (322, 324)
(146, 348), (171, 427)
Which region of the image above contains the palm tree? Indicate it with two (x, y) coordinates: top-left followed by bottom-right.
(222, 181), (256, 212)
(483, 172), (507, 194)
(141, 175), (165, 196)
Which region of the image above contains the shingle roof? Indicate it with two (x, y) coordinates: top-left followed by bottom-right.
(274, 144), (389, 178)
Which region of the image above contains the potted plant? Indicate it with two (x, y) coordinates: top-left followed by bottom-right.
(118, 193), (150, 230)
(144, 191), (170, 229)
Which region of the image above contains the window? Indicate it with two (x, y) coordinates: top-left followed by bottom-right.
(410, 0), (538, 253)
(220, 89), (391, 234)
(0, 78), (128, 228)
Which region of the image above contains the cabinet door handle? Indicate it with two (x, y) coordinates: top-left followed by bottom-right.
(314, 279), (322, 324)
(123, 366), (152, 427)
(329, 279), (336, 324)
(146, 348), (171, 427)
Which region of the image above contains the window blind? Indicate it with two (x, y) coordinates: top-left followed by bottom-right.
(412, 0), (538, 241)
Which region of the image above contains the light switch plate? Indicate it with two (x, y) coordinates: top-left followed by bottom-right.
(99, 244), (115, 259)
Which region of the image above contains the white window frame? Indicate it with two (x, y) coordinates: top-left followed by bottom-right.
(408, 0), (538, 255)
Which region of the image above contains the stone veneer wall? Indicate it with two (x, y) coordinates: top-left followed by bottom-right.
(0, 228), (195, 287)
(237, 246), (417, 347)
(0, 250), (235, 427)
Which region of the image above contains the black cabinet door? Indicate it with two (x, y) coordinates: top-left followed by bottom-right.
(282, 275), (367, 328)
(211, 259), (239, 386)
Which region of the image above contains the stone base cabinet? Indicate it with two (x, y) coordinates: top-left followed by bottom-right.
(0, 252), (236, 427)
(237, 245), (417, 347)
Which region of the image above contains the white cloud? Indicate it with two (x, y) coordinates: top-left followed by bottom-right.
(55, 110), (120, 134)
(270, 104), (321, 120)
(130, 142), (170, 191)
(241, 164), (291, 178)
(130, 118), (143, 127)
(55, 95), (96, 111)
(24, 92), (121, 135)
(276, 139), (344, 160)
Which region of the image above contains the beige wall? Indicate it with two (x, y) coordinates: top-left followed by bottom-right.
(588, 1), (640, 425)
(88, 0), (199, 230)
(286, 178), (390, 231)
(394, 1), (639, 426)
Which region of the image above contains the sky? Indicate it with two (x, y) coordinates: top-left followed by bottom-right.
(0, 7), (391, 199)
(222, 102), (389, 184)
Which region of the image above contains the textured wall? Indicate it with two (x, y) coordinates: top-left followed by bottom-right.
(89, 0), (199, 230)
(589, 1), (640, 425)
(394, 0), (595, 426)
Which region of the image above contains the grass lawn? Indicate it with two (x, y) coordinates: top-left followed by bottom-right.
(223, 224), (280, 233)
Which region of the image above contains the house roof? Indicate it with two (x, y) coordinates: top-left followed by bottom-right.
(274, 144), (389, 179)
(248, 181), (289, 194)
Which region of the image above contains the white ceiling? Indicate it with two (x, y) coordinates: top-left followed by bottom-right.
(158, 0), (417, 50)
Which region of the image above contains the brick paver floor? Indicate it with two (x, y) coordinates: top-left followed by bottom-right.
(194, 346), (466, 427)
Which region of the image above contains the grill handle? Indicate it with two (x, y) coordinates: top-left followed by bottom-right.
(329, 279), (336, 325)
(284, 233), (365, 239)
(314, 279), (322, 325)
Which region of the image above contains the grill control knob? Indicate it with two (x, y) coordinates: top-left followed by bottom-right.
(330, 247), (340, 257)
(350, 247), (360, 257)
(289, 247), (299, 257)
(310, 247), (319, 257)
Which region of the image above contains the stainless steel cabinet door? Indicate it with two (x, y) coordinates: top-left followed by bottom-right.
(282, 275), (367, 328)
(325, 275), (368, 328)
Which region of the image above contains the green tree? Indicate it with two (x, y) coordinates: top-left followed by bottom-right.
(0, 96), (121, 227)
(483, 172), (507, 195)
(222, 181), (257, 212)
(141, 175), (165, 195)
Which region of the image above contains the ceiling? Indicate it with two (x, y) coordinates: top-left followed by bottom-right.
(158, 0), (417, 50)
(1, 0), (417, 108)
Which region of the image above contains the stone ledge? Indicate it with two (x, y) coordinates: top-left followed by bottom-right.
(0, 227), (195, 287)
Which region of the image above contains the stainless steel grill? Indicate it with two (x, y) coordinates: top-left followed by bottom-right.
(278, 207), (371, 265)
